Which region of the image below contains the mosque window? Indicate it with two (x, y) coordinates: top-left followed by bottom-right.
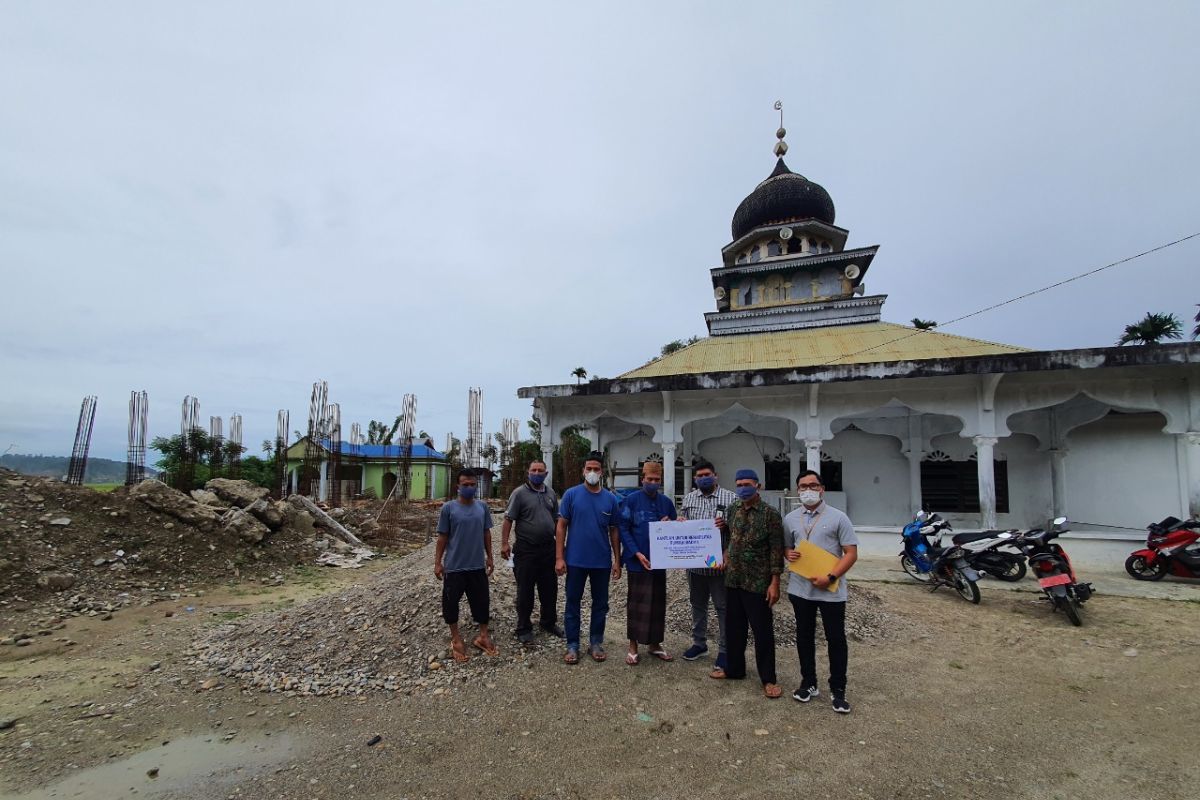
(787, 238), (804, 255)
(920, 459), (1009, 513)
(749, 245), (762, 263)
(767, 241), (782, 257)
(741, 284), (752, 306)
(820, 242), (832, 254)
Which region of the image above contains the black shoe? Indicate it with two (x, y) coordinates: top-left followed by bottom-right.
(540, 623), (565, 639)
(792, 686), (820, 703)
(516, 630), (534, 645)
(832, 695), (851, 714)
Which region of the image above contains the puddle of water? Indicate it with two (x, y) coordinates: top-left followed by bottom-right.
(1, 732), (302, 800)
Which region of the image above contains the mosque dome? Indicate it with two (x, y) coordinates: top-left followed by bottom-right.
(731, 158), (836, 241)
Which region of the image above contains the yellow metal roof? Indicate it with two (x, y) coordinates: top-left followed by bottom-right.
(619, 322), (1028, 378)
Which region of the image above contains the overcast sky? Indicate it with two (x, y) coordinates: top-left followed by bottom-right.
(2, 1), (1198, 462)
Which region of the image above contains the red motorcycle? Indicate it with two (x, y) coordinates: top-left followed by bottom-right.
(1125, 517), (1200, 581)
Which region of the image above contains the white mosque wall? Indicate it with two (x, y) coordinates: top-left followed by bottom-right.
(1064, 412), (1178, 531)
(828, 429), (910, 526)
(606, 436), (659, 488)
(696, 431), (773, 488)
(996, 433), (1054, 529)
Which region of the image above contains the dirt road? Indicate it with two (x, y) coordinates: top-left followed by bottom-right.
(2, 550), (1198, 800)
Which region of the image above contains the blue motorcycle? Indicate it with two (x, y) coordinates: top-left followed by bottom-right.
(899, 512), (982, 604)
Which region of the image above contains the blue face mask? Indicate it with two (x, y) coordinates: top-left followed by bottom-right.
(528, 472), (547, 486)
(695, 476), (716, 492)
(459, 485), (477, 500)
(642, 481), (661, 495)
(735, 485), (757, 500)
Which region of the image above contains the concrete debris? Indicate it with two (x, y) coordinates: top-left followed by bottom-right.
(129, 480), (221, 531)
(191, 543), (901, 697)
(205, 478), (270, 509)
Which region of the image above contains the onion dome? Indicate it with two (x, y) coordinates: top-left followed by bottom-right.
(731, 157), (836, 241)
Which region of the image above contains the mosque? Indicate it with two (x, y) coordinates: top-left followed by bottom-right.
(519, 125), (1199, 544)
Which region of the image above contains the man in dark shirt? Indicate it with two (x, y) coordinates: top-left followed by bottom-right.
(711, 468), (785, 699)
(501, 459), (563, 645)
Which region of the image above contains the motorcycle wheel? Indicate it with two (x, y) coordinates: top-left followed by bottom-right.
(993, 557), (1027, 582)
(954, 574), (981, 604)
(901, 555), (932, 583)
(1062, 597), (1082, 626)
(1124, 554), (1168, 581)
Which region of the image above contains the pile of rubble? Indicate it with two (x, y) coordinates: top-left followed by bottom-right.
(0, 468), (374, 618)
(191, 543), (904, 697)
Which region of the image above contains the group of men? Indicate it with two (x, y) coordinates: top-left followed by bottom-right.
(433, 451), (859, 714)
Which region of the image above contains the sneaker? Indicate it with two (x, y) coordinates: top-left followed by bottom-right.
(516, 630), (534, 646)
(682, 644), (708, 661)
(539, 622), (565, 639)
(714, 652), (727, 671)
(832, 695), (852, 714)
(792, 686), (820, 703)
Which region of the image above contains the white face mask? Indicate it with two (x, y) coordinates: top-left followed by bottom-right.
(799, 489), (822, 507)
(583, 470), (602, 486)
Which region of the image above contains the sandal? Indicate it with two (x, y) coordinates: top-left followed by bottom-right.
(709, 667), (727, 680)
(450, 642), (470, 664)
(648, 647), (674, 662)
(563, 648), (579, 665)
(473, 636), (500, 657)
(588, 645), (607, 662)
(763, 682), (783, 699)
(625, 651), (640, 666)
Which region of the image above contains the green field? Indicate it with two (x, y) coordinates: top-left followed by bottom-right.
(85, 483), (123, 493)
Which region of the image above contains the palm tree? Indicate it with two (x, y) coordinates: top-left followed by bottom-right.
(1117, 312), (1183, 346)
(571, 367), (588, 384)
(1193, 305), (1199, 340)
(911, 318), (937, 330)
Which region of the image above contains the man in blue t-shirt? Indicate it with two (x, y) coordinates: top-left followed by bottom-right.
(555, 451), (622, 665)
(435, 469), (497, 663)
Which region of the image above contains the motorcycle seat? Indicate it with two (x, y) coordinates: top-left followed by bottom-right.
(951, 531), (1003, 545)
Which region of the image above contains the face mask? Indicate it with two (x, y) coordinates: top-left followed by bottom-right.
(642, 481), (661, 495)
(695, 476), (716, 492)
(799, 489), (822, 507)
(735, 485), (757, 501)
(583, 470), (601, 486)
(528, 472), (547, 486)
(459, 485), (477, 500)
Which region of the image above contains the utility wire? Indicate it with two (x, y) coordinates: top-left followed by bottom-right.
(819, 230), (1200, 367)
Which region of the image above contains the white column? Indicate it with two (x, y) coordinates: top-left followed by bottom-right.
(662, 441), (678, 501)
(804, 439), (822, 474)
(361, 463), (368, 497)
(906, 450), (923, 517)
(1049, 448), (1068, 519)
(541, 444), (555, 490)
(1183, 433), (1200, 518)
(974, 436), (998, 529)
(318, 460), (329, 502)
(789, 448), (802, 489)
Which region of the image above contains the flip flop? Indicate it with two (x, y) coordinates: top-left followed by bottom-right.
(648, 647), (674, 662)
(625, 651), (640, 666)
(450, 644), (470, 664)
(763, 683), (783, 699)
(588, 645), (607, 662)
(563, 648), (579, 665)
(709, 667), (727, 680)
(472, 636), (500, 657)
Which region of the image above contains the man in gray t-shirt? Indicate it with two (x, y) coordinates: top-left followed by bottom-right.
(435, 470), (497, 663)
(501, 460), (562, 644)
(782, 470), (859, 714)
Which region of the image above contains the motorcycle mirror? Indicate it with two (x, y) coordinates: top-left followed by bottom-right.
(915, 511), (928, 521)
(1052, 516), (1068, 526)
(998, 532), (1011, 539)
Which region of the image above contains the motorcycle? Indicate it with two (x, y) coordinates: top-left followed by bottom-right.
(946, 529), (1027, 582)
(1125, 517), (1200, 580)
(899, 512), (982, 604)
(1002, 517), (1093, 626)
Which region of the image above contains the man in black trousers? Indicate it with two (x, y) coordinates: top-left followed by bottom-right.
(501, 460), (564, 644)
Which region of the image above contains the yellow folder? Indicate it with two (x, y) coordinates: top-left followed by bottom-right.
(786, 539), (841, 593)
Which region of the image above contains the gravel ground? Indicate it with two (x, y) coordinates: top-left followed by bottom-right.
(2, 545), (1198, 800)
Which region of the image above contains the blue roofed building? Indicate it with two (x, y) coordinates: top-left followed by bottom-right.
(284, 437), (451, 502)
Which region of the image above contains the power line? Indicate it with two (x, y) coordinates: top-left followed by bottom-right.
(820, 230), (1200, 367)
